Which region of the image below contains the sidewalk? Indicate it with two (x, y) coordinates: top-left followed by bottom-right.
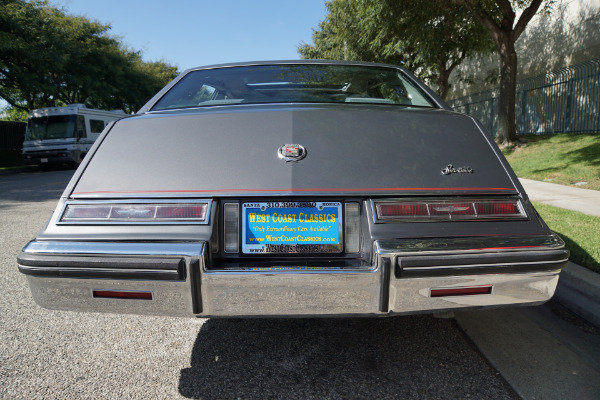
(455, 301), (600, 400)
(520, 178), (600, 217)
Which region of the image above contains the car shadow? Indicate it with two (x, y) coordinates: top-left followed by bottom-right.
(178, 316), (515, 399)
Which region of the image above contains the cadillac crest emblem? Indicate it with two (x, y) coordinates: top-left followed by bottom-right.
(278, 144), (307, 162)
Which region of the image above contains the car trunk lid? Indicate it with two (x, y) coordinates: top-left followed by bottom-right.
(71, 104), (518, 198)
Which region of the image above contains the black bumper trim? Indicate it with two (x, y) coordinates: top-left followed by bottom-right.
(17, 253), (185, 280)
(396, 249), (569, 278)
(379, 258), (391, 312)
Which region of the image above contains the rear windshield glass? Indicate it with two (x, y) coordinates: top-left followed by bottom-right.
(151, 64), (436, 110)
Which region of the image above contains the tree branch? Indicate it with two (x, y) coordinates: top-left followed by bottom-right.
(496, 0), (515, 20)
(0, 93), (28, 111)
(513, 0), (544, 40)
(448, 50), (468, 73)
(452, 0), (502, 45)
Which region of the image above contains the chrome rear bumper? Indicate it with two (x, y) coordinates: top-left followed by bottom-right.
(18, 234), (569, 317)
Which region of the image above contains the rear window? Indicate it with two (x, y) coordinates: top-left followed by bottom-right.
(151, 64), (435, 110)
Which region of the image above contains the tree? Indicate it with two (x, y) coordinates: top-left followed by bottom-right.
(0, 0), (68, 110)
(298, 15), (348, 61)
(299, 0), (493, 100)
(115, 57), (179, 114)
(0, 106), (28, 122)
(452, 0), (551, 144)
(0, 0), (178, 113)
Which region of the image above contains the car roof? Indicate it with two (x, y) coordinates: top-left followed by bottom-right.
(182, 59), (409, 74)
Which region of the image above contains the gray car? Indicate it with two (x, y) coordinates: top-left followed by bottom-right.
(17, 60), (569, 318)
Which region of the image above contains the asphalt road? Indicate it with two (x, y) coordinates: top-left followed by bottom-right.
(0, 170), (520, 399)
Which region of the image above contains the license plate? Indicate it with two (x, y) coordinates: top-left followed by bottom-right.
(242, 201), (343, 254)
(41, 158), (48, 163)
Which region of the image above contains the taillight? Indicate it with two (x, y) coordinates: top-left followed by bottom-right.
(374, 199), (525, 221)
(60, 201), (209, 223)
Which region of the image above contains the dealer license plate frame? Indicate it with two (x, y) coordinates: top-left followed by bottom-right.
(241, 201), (343, 254)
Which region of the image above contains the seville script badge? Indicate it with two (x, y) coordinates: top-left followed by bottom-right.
(278, 144), (307, 162)
(441, 164), (474, 175)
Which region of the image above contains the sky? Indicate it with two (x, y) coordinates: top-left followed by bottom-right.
(54, 0), (328, 72)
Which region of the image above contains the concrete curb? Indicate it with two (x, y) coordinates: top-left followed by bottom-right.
(554, 261), (600, 327)
(519, 178), (600, 326)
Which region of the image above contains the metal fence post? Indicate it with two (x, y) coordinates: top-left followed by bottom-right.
(520, 90), (526, 134)
(489, 98), (495, 136)
(565, 78), (573, 132)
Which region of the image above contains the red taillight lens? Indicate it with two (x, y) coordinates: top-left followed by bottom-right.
(61, 202), (208, 223)
(156, 205), (206, 219)
(375, 199), (525, 221)
(377, 203), (428, 218)
(62, 205), (111, 219)
(474, 201), (520, 215)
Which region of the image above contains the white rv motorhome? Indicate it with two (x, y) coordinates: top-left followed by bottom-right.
(23, 104), (124, 167)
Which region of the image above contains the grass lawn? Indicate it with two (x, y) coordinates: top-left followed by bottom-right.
(502, 133), (600, 191)
(533, 202), (600, 273)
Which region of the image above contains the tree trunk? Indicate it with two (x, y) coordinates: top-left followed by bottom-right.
(437, 68), (451, 100)
(496, 38), (518, 144)
(452, 0), (544, 144)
